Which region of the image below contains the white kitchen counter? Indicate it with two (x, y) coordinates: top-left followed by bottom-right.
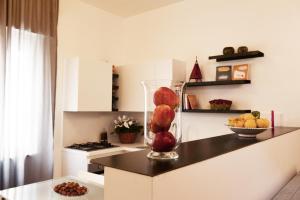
(0, 176), (103, 200)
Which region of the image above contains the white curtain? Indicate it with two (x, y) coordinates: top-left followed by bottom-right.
(0, 27), (54, 189)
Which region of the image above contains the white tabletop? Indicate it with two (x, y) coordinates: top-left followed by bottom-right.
(0, 176), (104, 200)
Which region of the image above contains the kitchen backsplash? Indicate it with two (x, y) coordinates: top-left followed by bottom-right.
(63, 112), (144, 146)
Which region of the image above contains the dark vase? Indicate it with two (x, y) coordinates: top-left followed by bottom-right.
(223, 47), (235, 55)
(118, 132), (137, 144)
(238, 46), (248, 53)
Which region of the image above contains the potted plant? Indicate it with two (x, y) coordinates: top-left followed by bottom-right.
(113, 115), (143, 144)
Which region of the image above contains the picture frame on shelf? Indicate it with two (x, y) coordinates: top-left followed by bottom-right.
(216, 66), (232, 81)
(232, 64), (249, 80)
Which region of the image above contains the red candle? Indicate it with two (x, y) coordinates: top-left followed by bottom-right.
(271, 110), (275, 129)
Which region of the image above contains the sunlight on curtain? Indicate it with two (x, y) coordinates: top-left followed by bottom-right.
(0, 27), (53, 189)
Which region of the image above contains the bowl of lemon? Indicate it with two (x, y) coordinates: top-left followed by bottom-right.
(228, 111), (270, 137)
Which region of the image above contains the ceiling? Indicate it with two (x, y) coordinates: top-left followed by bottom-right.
(81, 0), (183, 17)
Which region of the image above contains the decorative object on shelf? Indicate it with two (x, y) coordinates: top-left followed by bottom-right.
(141, 80), (185, 160)
(223, 47), (235, 55)
(237, 46), (248, 54)
(209, 50), (264, 62)
(112, 115), (143, 144)
(232, 64), (249, 80)
(189, 57), (202, 82)
(216, 66), (232, 81)
(187, 95), (199, 109)
(227, 112), (270, 137)
(209, 99), (232, 111)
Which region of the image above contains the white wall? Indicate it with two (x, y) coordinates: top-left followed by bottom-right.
(54, 0), (123, 177)
(55, 0), (300, 176)
(63, 112), (144, 146)
(113, 0), (300, 141)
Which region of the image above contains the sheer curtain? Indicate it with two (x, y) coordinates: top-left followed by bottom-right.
(0, 0), (58, 189)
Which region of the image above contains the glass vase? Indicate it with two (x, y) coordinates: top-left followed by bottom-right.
(141, 80), (185, 160)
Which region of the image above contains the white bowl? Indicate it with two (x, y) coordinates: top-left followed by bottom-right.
(229, 126), (269, 138)
(52, 181), (88, 200)
(53, 192), (88, 200)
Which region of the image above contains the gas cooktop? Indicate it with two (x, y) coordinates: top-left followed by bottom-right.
(66, 141), (118, 152)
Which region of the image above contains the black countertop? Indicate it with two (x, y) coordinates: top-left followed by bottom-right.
(91, 127), (299, 177)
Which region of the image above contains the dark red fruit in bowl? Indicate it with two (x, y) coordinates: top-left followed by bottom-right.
(152, 132), (176, 152)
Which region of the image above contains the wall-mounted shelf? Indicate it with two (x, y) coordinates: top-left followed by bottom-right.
(182, 109), (251, 114)
(112, 96), (119, 101)
(112, 73), (119, 111)
(113, 74), (119, 79)
(208, 51), (264, 62)
(185, 80), (251, 88)
(113, 85), (119, 90)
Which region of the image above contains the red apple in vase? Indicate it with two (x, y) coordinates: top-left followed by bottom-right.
(151, 105), (175, 130)
(150, 122), (170, 133)
(153, 87), (179, 109)
(152, 131), (176, 152)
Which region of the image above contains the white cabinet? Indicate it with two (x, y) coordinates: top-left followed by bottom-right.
(118, 59), (186, 112)
(63, 58), (112, 111)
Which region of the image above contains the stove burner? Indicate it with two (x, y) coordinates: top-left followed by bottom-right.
(66, 141), (118, 151)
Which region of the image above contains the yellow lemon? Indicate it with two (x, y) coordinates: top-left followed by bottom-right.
(244, 119), (257, 128)
(256, 118), (270, 128)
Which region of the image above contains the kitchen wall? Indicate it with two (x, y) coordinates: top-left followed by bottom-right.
(54, 0), (124, 177)
(63, 112), (144, 146)
(113, 0), (300, 141)
(55, 0), (300, 176)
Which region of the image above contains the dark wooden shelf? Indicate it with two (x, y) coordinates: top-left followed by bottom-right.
(112, 96), (119, 101)
(113, 85), (119, 90)
(182, 109), (251, 114)
(113, 74), (119, 79)
(185, 80), (250, 88)
(209, 51), (264, 62)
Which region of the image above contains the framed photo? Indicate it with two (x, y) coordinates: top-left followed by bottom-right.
(232, 64), (249, 80)
(216, 66), (232, 81)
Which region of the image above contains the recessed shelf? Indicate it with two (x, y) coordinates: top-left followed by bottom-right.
(209, 51), (264, 62)
(113, 85), (119, 90)
(182, 109), (251, 114)
(185, 80), (251, 87)
(112, 96), (119, 101)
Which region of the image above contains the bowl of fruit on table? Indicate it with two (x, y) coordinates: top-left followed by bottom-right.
(228, 111), (270, 137)
(53, 181), (88, 200)
(141, 80), (185, 160)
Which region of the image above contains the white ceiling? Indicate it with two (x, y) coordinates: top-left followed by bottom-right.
(81, 0), (183, 17)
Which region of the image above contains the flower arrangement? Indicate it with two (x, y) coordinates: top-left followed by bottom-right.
(113, 115), (143, 134)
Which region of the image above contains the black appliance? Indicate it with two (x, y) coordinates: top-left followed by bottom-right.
(88, 162), (105, 175)
(66, 141), (117, 152)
